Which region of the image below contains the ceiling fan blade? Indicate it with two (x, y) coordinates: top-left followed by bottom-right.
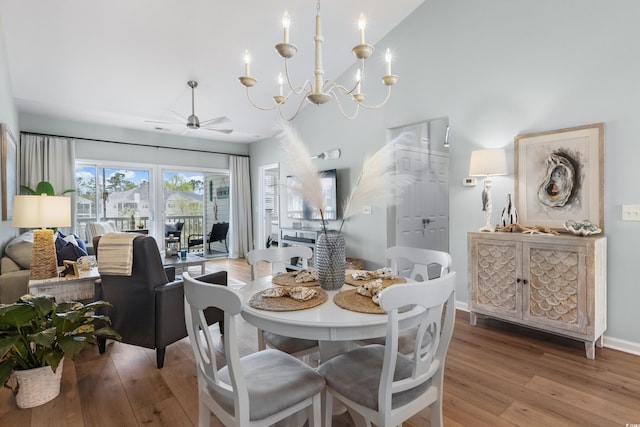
(202, 127), (234, 134)
(170, 110), (188, 122)
(199, 116), (231, 126)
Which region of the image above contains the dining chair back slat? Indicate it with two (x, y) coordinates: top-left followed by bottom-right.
(386, 246), (452, 281)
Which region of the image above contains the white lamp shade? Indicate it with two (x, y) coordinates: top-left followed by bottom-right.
(469, 148), (508, 177)
(11, 195), (71, 228)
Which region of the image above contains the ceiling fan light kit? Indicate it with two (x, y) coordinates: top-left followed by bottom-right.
(239, 0), (398, 121)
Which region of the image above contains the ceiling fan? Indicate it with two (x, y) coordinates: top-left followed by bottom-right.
(146, 81), (233, 134)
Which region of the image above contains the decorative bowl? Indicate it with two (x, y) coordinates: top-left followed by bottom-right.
(563, 220), (601, 236)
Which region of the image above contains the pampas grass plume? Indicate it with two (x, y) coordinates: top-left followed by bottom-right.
(341, 131), (415, 225)
(276, 123), (325, 215)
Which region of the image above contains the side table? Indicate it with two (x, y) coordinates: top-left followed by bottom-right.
(28, 267), (100, 302)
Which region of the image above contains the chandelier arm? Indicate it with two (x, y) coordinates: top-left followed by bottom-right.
(328, 90), (360, 120)
(284, 59), (313, 96)
(325, 81), (357, 96)
(244, 87), (280, 111)
(278, 93), (308, 121)
(355, 85), (393, 109)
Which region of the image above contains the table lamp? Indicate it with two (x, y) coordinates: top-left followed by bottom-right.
(12, 194), (71, 280)
(469, 148), (508, 232)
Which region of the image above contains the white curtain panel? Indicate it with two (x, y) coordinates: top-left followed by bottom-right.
(228, 155), (253, 259)
(20, 134), (77, 234)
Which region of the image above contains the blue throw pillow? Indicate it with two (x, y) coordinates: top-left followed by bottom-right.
(55, 232), (88, 265)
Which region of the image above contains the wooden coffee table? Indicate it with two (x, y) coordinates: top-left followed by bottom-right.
(28, 267), (100, 302)
(162, 253), (207, 275)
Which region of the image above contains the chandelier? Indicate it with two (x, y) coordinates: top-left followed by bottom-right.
(238, 1), (398, 120)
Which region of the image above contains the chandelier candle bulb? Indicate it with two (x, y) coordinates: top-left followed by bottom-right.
(358, 13), (366, 44)
(278, 73), (284, 96)
(282, 11), (290, 44)
(243, 50), (251, 76)
(385, 49), (392, 75)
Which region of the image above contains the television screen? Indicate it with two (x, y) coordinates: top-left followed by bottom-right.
(287, 169), (338, 221)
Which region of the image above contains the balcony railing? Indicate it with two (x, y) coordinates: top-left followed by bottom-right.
(77, 215), (205, 250)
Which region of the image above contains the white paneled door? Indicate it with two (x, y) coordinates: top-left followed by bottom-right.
(395, 145), (449, 255)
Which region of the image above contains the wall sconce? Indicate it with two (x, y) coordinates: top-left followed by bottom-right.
(311, 149), (341, 160)
(469, 148), (508, 232)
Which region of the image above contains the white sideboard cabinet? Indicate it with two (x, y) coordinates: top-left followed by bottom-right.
(467, 231), (606, 359)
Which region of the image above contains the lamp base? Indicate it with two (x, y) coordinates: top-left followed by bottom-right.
(30, 229), (59, 280)
(479, 224), (496, 232)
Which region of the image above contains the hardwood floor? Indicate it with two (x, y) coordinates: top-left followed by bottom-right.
(1, 257), (638, 426)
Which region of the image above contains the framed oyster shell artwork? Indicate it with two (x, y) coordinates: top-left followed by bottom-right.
(514, 123), (604, 231)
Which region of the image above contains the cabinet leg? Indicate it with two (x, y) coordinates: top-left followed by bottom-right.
(585, 341), (596, 360)
(596, 335), (604, 348)
(470, 311), (477, 326)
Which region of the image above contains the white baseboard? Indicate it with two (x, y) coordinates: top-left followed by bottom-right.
(454, 301), (640, 357)
(603, 336), (640, 356)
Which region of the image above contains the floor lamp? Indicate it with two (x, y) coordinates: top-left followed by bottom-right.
(469, 148), (508, 232)
(12, 194), (71, 280)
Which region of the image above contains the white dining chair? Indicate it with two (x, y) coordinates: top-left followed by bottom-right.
(386, 245), (452, 281)
(246, 247), (320, 360)
(359, 246), (453, 354)
(318, 271), (456, 427)
(183, 272), (325, 427)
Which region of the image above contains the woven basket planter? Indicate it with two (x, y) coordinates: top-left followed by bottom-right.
(11, 359), (64, 409)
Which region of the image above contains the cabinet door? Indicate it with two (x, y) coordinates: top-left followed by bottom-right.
(522, 242), (587, 334)
(470, 238), (521, 319)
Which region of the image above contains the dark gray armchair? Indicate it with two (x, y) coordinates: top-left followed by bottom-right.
(93, 235), (227, 368)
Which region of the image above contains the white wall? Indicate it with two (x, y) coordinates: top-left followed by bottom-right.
(250, 0), (640, 350)
(0, 15), (19, 254)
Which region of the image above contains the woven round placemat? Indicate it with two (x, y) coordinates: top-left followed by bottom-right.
(344, 274), (406, 287)
(272, 272), (318, 287)
(334, 284), (412, 314)
(334, 289), (385, 314)
(248, 288), (328, 311)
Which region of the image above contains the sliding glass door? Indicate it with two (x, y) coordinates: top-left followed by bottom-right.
(162, 170), (204, 251)
(76, 163), (153, 241)
(76, 161), (229, 257)
(161, 169), (229, 257)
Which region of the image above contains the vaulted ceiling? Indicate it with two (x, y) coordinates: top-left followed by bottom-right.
(0, 0), (423, 143)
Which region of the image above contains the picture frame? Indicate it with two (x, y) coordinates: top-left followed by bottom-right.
(514, 123), (604, 231)
(1, 123), (18, 221)
(62, 260), (79, 277)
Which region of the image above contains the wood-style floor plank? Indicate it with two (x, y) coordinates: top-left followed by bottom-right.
(1, 257), (639, 426)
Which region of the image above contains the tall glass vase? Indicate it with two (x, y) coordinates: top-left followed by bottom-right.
(315, 231), (346, 291)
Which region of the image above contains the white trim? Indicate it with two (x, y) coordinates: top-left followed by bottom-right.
(454, 300), (640, 357)
(602, 336), (640, 357)
(257, 163), (279, 250)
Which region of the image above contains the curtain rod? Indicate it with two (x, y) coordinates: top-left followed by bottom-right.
(20, 131), (250, 158)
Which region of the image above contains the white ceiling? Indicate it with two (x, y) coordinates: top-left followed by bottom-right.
(0, 0), (423, 144)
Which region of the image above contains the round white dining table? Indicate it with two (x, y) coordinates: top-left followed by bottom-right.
(234, 276), (421, 361)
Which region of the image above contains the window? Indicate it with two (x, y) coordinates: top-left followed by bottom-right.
(76, 163), (152, 240)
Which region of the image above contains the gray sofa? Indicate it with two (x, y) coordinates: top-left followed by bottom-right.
(0, 231), (34, 303)
(0, 230), (89, 303)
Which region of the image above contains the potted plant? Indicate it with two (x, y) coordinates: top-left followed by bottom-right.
(20, 181), (75, 196)
(0, 295), (121, 408)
